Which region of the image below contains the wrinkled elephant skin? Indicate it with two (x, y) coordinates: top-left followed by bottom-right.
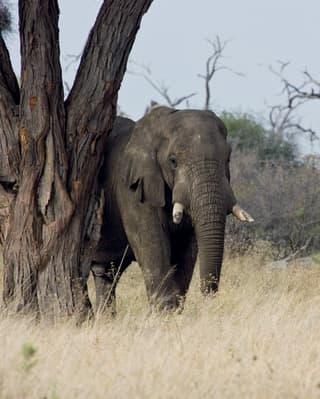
(91, 106), (253, 314)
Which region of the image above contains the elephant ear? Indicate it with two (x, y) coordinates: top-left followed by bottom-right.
(124, 150), (165, 207)
(123, 110), (172, 207)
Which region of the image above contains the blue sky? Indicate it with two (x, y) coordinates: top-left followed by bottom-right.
(6, 0), (320, 152)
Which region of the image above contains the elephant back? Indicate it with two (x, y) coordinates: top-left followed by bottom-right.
(99, 116), (135, 187)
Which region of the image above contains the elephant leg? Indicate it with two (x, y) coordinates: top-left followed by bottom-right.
(171, 233), (198, 309)
(91, 263), (117, 316)
(122, 207), (179, 311)
(91, 248), (133, 316)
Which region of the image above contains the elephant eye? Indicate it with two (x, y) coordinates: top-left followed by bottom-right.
(168, 154), (178, 169)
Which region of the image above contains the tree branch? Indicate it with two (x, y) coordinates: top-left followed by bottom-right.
(65, 0), (153, 196)
(269, 61), (320, 140)
(0, 32), (20, 184)
(128, 61), (197, 108)
(0, 35), (20, 105)
(198, 36), (244, 110)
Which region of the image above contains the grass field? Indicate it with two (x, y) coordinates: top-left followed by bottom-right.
(1, 251), (320, 399)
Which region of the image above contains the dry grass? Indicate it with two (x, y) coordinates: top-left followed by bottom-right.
(1, 252), (320, 399)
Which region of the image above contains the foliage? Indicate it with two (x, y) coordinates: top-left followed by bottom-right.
(227, 151), (320, 258)
(259, 131), (298, 164)
(220, 111), (320, 259)
(21, 342), (37, 372)
(221, 111), (297, 163)
(221, 111), (265, 151)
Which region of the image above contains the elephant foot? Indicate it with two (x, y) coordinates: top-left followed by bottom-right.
(149, 291), (183, 314)
(200, 277), (219, 296)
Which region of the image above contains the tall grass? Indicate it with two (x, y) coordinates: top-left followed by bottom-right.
(1, 252), (320, 398)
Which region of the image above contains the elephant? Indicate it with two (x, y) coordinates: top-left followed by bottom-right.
(91, 106), (253, 314)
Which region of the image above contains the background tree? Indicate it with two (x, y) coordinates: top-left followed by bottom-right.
(0, 0), (153, 319)
(128, 61), (197, 109)
(131, 38), (320, 260)
(197, 36), (243, 110)
(222, 112), (297, 163)
(227, 151), (320, 259)
(269, 61), (320, 141)
(129, 35), (243, 111)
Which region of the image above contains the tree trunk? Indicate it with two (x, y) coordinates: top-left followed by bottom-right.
(0, 0), (153, 320)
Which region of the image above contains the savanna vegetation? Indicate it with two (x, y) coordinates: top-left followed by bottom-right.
(1, 253), (320, 399)
(223, 112), (320, 260)
(1, 1), (320, 399)
(134, 36), (320, 262)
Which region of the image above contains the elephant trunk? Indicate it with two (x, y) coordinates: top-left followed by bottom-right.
(195, 217), (226, 294)
(188, 161), (226, 294)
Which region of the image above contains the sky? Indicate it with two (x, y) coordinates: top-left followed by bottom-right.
(5, 0), (320, 153)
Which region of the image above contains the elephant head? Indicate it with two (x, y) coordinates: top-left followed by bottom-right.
(124, 106), (252, 295)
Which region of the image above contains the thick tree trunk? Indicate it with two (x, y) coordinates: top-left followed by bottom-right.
(0, 0), (153, 320)
(0, 26), (19, 245)
(3, 0), (70, 314)
(0, 36), (20, 189)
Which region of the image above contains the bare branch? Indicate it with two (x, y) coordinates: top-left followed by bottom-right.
(128, 61), (197, 108)
(281, 236), (312, 263)
(198, 35), (244, 110)
(304, 70), (320, 87)
(64, 53), (82, 72)
(66, 0), (153, 167)
(269, 62), (320, 140)
(129, 35), (243, 112)
(62, 53), (82, 95)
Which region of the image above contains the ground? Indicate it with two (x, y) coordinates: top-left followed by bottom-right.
(1, 248), (320, 399)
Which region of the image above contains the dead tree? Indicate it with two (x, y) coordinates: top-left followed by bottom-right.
(0, 0), (153, 320)
(198, 36), (243, 110)
(129, 61), (197, 109)
(269, 61), (320, 141)
(130, 36), (242, 112)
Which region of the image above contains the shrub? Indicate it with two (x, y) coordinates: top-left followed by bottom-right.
(227, 152), (320, 259)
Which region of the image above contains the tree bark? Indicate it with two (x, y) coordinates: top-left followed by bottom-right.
(1, 0), (153, 320)
(0, 34), (19, 185)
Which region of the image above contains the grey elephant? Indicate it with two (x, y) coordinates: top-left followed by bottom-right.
(91, 106), (253, 313)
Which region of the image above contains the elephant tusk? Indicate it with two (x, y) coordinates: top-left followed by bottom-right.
(173, 202), (184, 224)
(232, 204), (254, 223)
